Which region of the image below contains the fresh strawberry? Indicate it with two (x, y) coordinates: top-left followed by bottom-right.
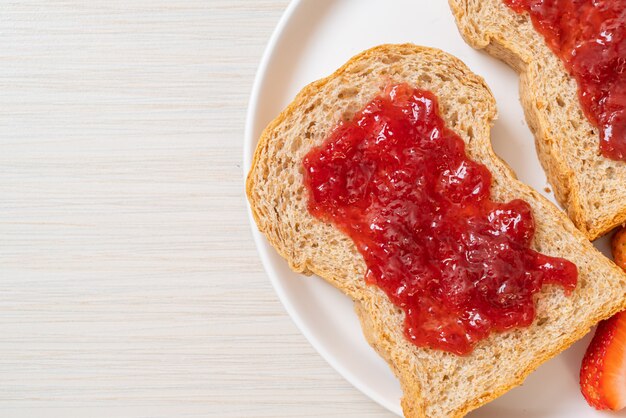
(612, 227), (626, 272)
(580, 311), (626, 410)
(580, 228), (626, 410)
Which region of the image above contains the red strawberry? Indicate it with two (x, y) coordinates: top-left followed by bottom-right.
(580, 311), (626, 410)
(612, 227), (626, 272)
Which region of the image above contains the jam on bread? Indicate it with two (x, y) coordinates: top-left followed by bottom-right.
(504, 0), (626, 161)
(303, 84), (578, 355)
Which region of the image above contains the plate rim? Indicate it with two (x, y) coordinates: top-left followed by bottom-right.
(242, 0), (402, 415)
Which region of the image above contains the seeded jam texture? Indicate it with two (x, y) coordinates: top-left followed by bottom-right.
(504, 0), (626, 161)
(302, 84), (578, 355)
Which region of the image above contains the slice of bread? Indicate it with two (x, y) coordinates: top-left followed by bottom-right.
(246, 44), (626, 418)
(449, 0), (626, 241)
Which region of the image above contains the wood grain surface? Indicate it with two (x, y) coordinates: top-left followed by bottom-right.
(0, 1), (392, 417)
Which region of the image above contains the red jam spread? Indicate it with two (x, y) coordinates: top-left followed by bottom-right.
(302, 84), (578, 355)
(503, 0), (626, 161)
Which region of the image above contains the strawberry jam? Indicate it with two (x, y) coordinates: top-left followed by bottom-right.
(302, 84), (577, 355)
(503, 0), (626, 161)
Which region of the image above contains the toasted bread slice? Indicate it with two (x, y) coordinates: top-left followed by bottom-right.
(246, 44), (626, 418)
(449, 0), (626, 240)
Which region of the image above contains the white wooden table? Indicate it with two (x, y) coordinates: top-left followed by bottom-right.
(0, 1), (393, 417)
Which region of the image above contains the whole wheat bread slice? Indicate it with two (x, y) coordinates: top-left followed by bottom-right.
(449, 0), (626, 240)
(246, 44), (626, 418)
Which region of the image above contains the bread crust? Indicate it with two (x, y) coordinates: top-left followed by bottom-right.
(246, 44), (626, 417)
(448, 0), (626, 240)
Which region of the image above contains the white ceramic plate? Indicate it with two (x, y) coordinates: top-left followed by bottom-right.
(243, 1), (617, 416)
